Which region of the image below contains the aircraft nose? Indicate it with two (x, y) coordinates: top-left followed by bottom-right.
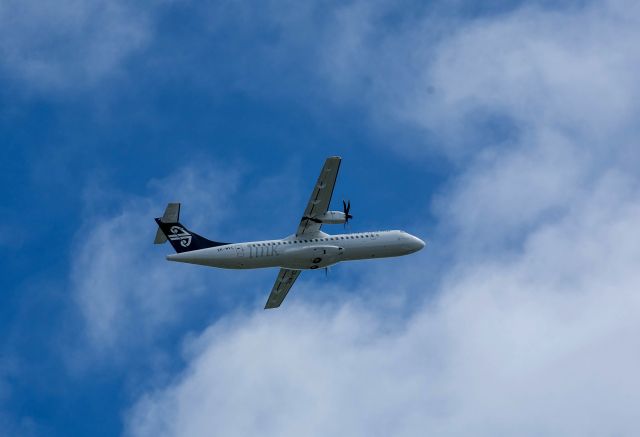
(412, 236), (425, 251)
(403, 235), (425, 253)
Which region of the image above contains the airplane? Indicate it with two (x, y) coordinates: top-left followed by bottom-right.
(153, 156), (425, 309)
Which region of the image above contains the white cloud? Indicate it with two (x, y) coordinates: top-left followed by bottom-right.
(124, 169), (640, 437)
(433, 129), (590, 256)
(0, 0), (155, 91)
(312, 0), (640, 159)
(124, 1), (640, 436)
(71, 166), (239, 358)
(69, 161), (310, 366)
(412, 0), (640, 152)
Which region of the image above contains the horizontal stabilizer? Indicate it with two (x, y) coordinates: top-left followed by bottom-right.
(154, 203), (181, 244)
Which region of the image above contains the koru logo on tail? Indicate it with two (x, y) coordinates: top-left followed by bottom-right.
(168, 226), (192, 247)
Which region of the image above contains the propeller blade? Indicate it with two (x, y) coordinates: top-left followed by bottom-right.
(343, 200), (351, 216)
(342, 199), (353, 228)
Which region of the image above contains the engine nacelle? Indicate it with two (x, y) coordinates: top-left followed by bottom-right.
(309, 211), (347, 224)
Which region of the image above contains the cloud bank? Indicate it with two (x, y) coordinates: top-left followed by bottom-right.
(125, 172), (640, 436)
(120, 1), (640, 436)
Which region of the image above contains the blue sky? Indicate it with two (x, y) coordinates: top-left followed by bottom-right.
(2, 1), (640, 436)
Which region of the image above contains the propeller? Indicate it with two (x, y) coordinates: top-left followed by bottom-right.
(342, 200), (353, 227)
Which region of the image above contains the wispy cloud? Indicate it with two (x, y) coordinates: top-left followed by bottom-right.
(68, 160), (311, 367)
(0, 0), (156, 91)
(70, 166), (240, 361)
(309, 0), (640, 158)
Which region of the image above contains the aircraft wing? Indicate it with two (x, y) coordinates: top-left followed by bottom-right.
(265, 268), (302, 309)
(296, 156), (342, 236)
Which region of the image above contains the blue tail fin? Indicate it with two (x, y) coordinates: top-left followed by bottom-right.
(154, 218), (229, 253)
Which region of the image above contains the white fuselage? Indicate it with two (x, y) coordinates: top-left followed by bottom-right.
(166, 230), (425, 270)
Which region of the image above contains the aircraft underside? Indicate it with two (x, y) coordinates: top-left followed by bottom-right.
(166, 235), (420, 270)
(154, 156), (425, 308)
